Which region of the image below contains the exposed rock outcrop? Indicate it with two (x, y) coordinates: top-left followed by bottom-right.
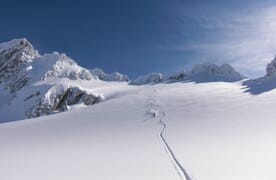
(26, 86), (104, 118)
(0, 38), (38, 94)
(265, 56), (276, 77)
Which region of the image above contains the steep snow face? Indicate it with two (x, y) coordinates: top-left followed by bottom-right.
(90, 68), (129, 82)
(189, 63), (245, 82)
(0, 38), (39, 94)
(131, 73), (163, 85)
(33, 53), (95, 81)
(90, 68), (105, 79)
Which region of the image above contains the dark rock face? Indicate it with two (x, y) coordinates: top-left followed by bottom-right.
(26, 87), (103, 118)
(266, 56), (276, 77)
(167, 71), (187, 81)
(0, 39), (38, 94)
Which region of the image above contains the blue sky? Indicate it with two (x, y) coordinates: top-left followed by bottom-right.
(1, 0), (276, 78)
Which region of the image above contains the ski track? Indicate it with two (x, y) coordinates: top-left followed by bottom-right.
(143, 86), (193, 180)
(159, 112), (192, 180)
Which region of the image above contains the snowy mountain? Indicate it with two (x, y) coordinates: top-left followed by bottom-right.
(0, 39), (108, 122)
(187, 63), (245, 82)
(0, 38), (133, 122)
(1, 78), (276, 180)
(1, 38), (276, 180)
(243, 55), (276, 94)
(131, 63), (244, 85)
(90, 67), (129, 82)
(0, 38), (38, 94)
(130, 72), (163, 85)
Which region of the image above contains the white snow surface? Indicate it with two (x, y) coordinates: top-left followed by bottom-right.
(1, 38), (275, 180)
(1, 81), (276, 180)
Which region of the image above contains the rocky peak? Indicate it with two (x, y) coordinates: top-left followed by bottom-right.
(0, 38), (39, 94)
(0, 38), (104, 121)
(0, 38), (38, 61)
(266, 55), (276, 77)
(39, 52), (94, 81)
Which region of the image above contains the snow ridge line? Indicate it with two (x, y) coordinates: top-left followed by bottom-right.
(158, 111), (193, 180)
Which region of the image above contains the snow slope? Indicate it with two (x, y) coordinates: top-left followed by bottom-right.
(0, 39), (131, 121)
(1, 38), (276, 180)
(1, 81), (276, 180)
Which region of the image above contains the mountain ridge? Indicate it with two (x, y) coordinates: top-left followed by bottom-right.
(0, 38), (273, 122)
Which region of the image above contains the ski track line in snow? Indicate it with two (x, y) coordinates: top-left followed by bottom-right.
(143, 86), (193, 180)
(158, 111), (193, 180)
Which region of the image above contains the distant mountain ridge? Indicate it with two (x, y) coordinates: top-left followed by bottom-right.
(90, 68), (129, 82)
(131, 63), (245, 85)
(0, 38), (274, 121)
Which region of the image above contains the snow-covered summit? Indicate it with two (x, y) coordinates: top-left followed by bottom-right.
(189, 63), (245, 82)
(90, 68), (129, 82)
(164, 63), (245, 83)
(130, 73), (163, 85)
(131, 63), (244, 85)
(0, 38), (102, 121)
(34, 52), (95, 81)
(0, 38), (97, 94)
(0, 38), (38, 56)
(0, 38), (39, 94)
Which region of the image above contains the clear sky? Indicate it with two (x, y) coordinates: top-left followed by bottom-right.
(1, 0), (276, 78)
